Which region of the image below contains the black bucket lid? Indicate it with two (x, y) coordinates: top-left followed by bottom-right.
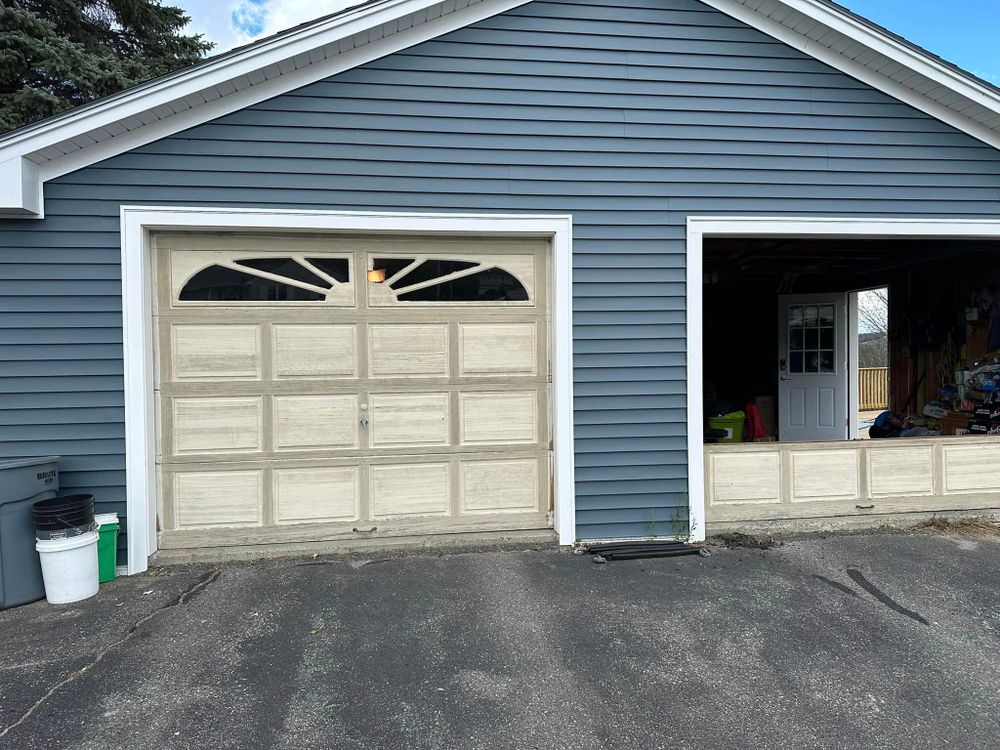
(32, 494), (95, 530)
(33, 494), (94, 513)
(34, 509), (92, 523)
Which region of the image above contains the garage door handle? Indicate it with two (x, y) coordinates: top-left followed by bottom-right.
(856, 504), (875, 511)
(360, 416), (369, 429)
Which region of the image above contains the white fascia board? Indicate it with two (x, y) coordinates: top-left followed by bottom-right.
(0, 0), (443, 158)
(777, 0), (1000, 110)
(0, 0), (532, 214)
(699, 0), (1000, 152)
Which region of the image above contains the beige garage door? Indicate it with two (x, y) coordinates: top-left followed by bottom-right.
(153, 232), (551, 550)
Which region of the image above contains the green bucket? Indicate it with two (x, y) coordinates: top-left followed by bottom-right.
(95, 513), (119, 583)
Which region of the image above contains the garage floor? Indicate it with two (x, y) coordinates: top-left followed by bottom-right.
(2, 528), (999, 750)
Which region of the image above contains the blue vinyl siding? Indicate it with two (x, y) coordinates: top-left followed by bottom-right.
(2, 0), (1000, 545)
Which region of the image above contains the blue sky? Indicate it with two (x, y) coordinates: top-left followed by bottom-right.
(175, 0), (1000, 85)
(839, 0), (1000, 84)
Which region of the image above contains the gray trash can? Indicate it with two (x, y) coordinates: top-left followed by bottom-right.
(0, 457), (59, 609)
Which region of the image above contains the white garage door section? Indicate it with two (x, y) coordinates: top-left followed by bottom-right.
(153, 233), (551, 549)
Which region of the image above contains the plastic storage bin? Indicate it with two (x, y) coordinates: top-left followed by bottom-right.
(708, 412), (746, 443)
(0, 457), (59, 609)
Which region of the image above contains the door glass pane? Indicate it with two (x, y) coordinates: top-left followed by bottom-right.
(787, 301), (837, 376)
(820, 327), (834, 349)
(390, 259), (479, 290)
(805, 351), (819, 373)
(371, 258), (415, 284)
(804, 328), (818, 350)
(235, 258), (331, 289)
(820, 350), (835, 373)
(306, 257), (350, 283)
(179, 265), (325, 302)
(397, 268), (528, 302)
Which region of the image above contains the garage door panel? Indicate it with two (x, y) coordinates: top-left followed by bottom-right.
(461, 458), (540, 514)
(790, 450), (860, 502)
(459, 323), (537, 376)
(369, 324), (449, 377)
(273, 324), (357, 379)
(171, 324), (261, 381)
(274, 467), (359, 524)
(944, 445), (1000, 492)
(370, 392), (450, 448)
(156, 234), (550, 543)
(173, 469), (262, 528)
(460, 391), (538, 445)
(370, 462), (450, 518)
(171, 396), (263, 455)
(274, 395), (358, 450)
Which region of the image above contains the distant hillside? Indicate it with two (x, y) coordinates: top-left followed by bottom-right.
(859, 332), (887, 368)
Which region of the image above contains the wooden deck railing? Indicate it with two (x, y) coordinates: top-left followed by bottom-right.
(859, 367), (888, 410)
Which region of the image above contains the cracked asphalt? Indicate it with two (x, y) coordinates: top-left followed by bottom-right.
(1, 528), (999, 749)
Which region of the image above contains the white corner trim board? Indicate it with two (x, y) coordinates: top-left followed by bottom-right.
(120, 206), (576, 574)
(685, 215), (1000, 538)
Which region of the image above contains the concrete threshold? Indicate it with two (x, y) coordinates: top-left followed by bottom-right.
(706, 508), (1000, 536)
(150, 528), (560, 567)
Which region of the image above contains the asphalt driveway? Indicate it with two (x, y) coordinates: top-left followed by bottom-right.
(1, 527), (998, 749)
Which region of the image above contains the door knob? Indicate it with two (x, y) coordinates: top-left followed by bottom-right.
(360, 416), (369, 429)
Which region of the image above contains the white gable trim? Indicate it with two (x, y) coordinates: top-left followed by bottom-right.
(700, 0), (1000, 152)
(3, 0), (1000, 217)
(0, 0), (533, 217)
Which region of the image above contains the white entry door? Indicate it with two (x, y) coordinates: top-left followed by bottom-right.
(778, 293), (849, 442)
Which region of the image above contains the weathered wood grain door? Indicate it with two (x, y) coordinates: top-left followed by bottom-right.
(153, 232), (551, 550)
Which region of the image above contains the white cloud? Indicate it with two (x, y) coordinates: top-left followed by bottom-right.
(175, 0), (357, 54)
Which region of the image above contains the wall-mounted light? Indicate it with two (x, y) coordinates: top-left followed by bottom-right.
(367, 268), (386, 283)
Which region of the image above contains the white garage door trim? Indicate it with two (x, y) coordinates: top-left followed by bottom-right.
(686, 215), (1000, 540)
(121, 206), (575, 574)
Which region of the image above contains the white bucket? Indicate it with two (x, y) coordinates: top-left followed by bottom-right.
(35, 531), (99, 604)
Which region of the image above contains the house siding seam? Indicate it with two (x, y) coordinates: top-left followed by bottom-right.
(1, 0), (1000, 547)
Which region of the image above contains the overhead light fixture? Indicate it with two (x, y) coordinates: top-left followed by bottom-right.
(367, 268), (386, 283)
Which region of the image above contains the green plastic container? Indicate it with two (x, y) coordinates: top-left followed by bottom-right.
(95, 513), (119, 583)
(708, 412), (746, 443)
